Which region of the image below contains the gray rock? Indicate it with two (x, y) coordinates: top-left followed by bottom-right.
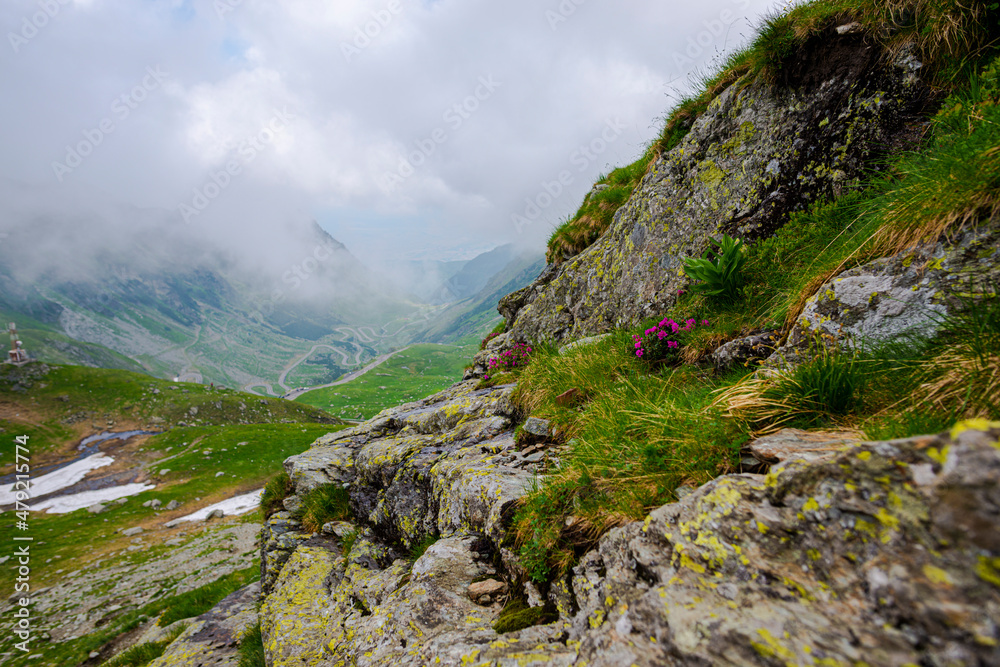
(281, 494), (303, 515)
(745, 428), (858, 466)
(710, 330), (781, 370)
(562, 422), (1000, 666)
(121, 527), (144, 537)
(321, 521), (355, 538)
(87, 504), (107, 515)
(204, 509), (224, 521)
(149, 499), (162, 509)
(506, 33), (928, 344)
(165, 500), (180, 511)
(468, 578), (507, 604)
(522, 417), (551, 437)
(260, 512), (309, 593)
(558, 333), (612, 355)
(766, 226), (1000, 368)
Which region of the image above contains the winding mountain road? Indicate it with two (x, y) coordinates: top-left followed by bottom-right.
(281, 345), (414, 400)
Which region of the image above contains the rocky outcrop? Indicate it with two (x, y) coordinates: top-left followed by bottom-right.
(238, 382), (1000, 667)
(565, 421), (1000, 666)
(239, 359), (1000, 666)
(250, 380), (584, 665)
(768, 225), (1000, 366)
(147, 582), (259, 667)
(506, 30), (928, 344)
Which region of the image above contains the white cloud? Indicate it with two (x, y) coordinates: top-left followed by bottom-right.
(1, 0), (779, 263)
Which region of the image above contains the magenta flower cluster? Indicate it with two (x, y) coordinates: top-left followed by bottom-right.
(632, 317), (709, 359)
(484, 342), (532, 380)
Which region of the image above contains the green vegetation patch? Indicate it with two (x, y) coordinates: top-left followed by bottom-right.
(294, 341), (477, 420)
(0, 363), (337, 466)
(514, 52), (1000, 577)
(492, 597), (558, 634)
(545, 0), (1000, 265)
(237, 622), (266, 667)
(297, 484), (352, 532)
(0, 422), (343, 593)
(261, 471), (294, 518)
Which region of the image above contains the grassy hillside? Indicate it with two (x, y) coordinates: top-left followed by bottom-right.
(502, 5), (1000, 581)
(546, 0), (1000, 264)
(0, 363), (346, 666)
(0, 363), (338, 467)
(294, 339), (480, 420)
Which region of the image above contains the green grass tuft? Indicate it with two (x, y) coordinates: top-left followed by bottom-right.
(298, 484), (352, 533)
(237, 622), (266, 667)
(408, 534), (440, 562)
(492, 598), (558, 634)
(157, 566), (260, 627)
(261, 471), (294, 519)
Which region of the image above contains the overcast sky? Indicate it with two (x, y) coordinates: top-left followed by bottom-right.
(2, 0), (782, 266)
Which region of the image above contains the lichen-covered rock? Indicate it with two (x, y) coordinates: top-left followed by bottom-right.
(268, 381), (532, 588)
(564, 421), (1000, 666)
(507, 32), (927, 344)
(148, 582), (259, 667)
(710, 330), (781, 370)
(259, 394), (1000, 666)
(768, 226), (1000, 367)
(745, 427), (858, 466)
(270, 532), (577, 667)
(261, 511), (311, 593)
(260, 544), (340, 667)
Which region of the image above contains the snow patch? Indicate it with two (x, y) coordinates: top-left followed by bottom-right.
(0, 453), (115, 506)
(33, 483), (156, 514)
(169, 489), (263, 524)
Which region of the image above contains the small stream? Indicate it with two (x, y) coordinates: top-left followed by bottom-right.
(0, 430), (162, 511)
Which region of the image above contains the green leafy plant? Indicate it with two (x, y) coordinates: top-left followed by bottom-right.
(682, 235), (747, 302)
